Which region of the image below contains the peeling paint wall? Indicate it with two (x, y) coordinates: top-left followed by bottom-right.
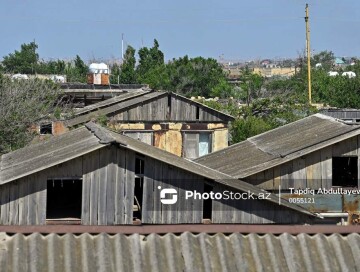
(53, 121), (69, 136)
(110, 122), (229, 158)
(212, 129), (228, 152)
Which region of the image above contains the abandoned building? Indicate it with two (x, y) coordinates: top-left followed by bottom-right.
(0, 122), (318, 225)
(63, 90), (234, 159)
(196, 113), (360, 224)
(320, 108), (360, 123)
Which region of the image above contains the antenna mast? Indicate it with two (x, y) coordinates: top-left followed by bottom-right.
(305, 4), (312, 104)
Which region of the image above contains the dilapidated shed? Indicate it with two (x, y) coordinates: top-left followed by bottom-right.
(0, 122), (316, 225)
(196, 114), (360, 222)
(65, 91), (234, 159)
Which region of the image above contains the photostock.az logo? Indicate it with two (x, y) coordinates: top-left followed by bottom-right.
(158, 186), (178, 204)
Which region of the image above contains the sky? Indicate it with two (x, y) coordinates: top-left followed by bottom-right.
(1, 0), (360, 62)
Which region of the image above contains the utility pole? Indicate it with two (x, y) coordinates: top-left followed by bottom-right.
(305, 4), (312, 104)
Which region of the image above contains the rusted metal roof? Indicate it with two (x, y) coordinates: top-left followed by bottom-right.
(0, 122), (316, 217)
(196, 114), (360, 178)
(1, 232), (359, 271)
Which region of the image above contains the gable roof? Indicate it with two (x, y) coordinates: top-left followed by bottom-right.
(0, 123), (316, 217)
(65, 91), (234, 127)
(195, 114), (360, 178)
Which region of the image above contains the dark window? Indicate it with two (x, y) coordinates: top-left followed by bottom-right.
(203, 183), (213, 220)
(47, 179), (82, 220)
(40, 123), (52, 135)
(134, 156), (144, 220)
(332, 157), (358, 187)
(196, 106), (200, 120)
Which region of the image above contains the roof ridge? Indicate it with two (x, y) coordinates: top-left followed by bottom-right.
(85, 122), (117, 144)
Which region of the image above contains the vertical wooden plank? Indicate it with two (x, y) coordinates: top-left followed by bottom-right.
(321, 147), (332, 188)
(82, 154), (91, 225)
(98, 148), (110, 225)
(18, 179), (26, 225)
(291, 158), (306, 189)
(280, 162), (293, 189)
(306, 151), (322, 189)
(153, 160), (162, 224)
(0, 184), (9, 225)
(142, 157), (155, 224)
(106, 146), (117, 225)
(36, 172), (47, 225)
(160, 163), (170, 224)
(115, 147), (126, 225)
(9, 181), (19, 225)
(124, 150), (135, 224)
(27, 175), (36, 225)
(89, 150), (100, 225)
(262, 169), (274, 190)
(273, 166), (281, 189)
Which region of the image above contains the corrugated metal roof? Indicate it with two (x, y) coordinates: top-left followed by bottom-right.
(66, 91), (166, 127)
(196, 114), (360, 178)
(1, 232), (359, 272)
(0, 127), (103, 184)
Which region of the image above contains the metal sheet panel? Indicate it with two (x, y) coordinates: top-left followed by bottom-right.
(0, 232), (359, 272)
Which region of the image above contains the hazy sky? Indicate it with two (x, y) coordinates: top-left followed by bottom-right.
(1, 0), (359, 62)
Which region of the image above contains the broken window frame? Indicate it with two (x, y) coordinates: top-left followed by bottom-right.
(182, 131), (212, 159)
(134, 155), (145, 221)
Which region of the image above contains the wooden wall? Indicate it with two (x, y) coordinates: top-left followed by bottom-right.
(245, 136), (360, 190)
(112, 95), (227, 122)
(0, 173), (46, 225)
(212, 184), (311, 224)
(0, 145), (313, 225)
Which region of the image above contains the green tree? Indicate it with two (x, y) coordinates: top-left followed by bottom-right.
(312, 50), (335, 71)
(65, 55), (87, 83)
(136, 39), (166, 86)
(0, 77), (63, 154)
(119, 45), (137, 84)
(165, 56), (232, 97)
(2, 42), (39, 74)
(239, 68), (264, 105)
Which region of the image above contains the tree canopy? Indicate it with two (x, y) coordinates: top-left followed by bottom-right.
(2, 42), (39, 74)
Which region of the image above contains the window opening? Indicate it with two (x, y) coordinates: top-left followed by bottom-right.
(40, 123), (52, 135)
(46, 179), (82, 220)
(332, 157), (358, 187)
(203, 182), (213, 220)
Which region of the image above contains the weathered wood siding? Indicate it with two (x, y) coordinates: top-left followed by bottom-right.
(211, 184), (311, 224)
(0, 144), (313, 225)
(0, 173), (46, 225)
(245, 136), (360, 190)
(112, 94), (228, 122)
(141, 157), (204, 224)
